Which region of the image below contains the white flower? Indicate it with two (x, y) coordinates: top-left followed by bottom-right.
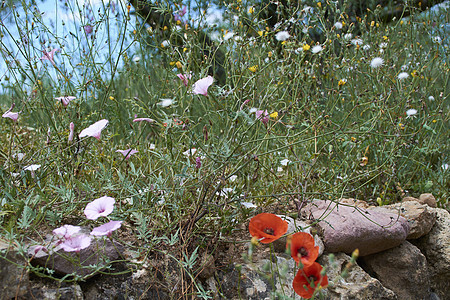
(216, 187), (234, 198)
(398, 72), (409, 80)
(351, 38), (363, 46)
(182, 148), (197, 157)
(334, 22), (343, 29)
(249, 107), (258, 113)
(132, 56), (141, 63)
(149, 143), (156, 150)
(379, 42), (388, 48)
(343, 33), (353, 40)
(428, 96), (435, 101)
(280, 159), (291, 166)
(275, 31), (291, 41)
(433, 36), (442, 44)
(406, 109), (417, 118)
(311, 45), (323, 54)
(24, 164), (41, 171)
(277, 167), (283, 173)
(442, 163), (449, 170)
(363, 44), (371, 50)
(401, 64), (408, 70)
(223, 32), (234, 41)
(158, 98), (174, 107)
(229, 175), (238, 182)
(370, 57), (384, 68)
(241, 202), (257, 208)
(161, 40), (170, 47)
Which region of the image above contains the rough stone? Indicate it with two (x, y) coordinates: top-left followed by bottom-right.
(31, 238), (124, 278)
(371, 201), (436, 239)
(0, 243), (29, 300)
(339, 198), (371, 209)
(360, 241), (430, 300)
(411, 208), (450, 299)
(318, 253), (397, 300)
(418, 193), (437, 208)
(303, 200), (410, 256)
(273, 215), (324, 256)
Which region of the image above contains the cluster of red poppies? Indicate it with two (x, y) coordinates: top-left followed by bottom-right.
(249, 213), (329, 299)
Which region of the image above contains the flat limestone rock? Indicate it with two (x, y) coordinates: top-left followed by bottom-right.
(303, 200), (410, 256)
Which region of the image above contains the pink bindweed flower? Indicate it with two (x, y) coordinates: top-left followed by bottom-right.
(79, 119), (109, 140)
(240, 99), (250, 110)
(40, 48), (60, 65)
(255, 110), (269, 125)
(55, 96), (76, 107)
(133, 117), (155, 123)
(53, 224), (82, 240)
(84, 25), (93, 35)
(28, 245), (48, 258)
(60, 234), (92, 252)
(68, 122), (74, 142)
(116, 148), (138, 160)
(2, 103), (19, 121)
(84, 196), (115, 220)
(192, 76), (214, 96)
(177, 73), (192, 87)
(90, 220), (123, 237)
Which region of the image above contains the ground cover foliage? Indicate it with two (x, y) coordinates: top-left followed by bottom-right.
(0, 0), (448, 298)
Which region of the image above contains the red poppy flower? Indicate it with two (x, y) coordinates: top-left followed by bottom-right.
(249, 213), (288, 244)
(290, 232), (319, 267)
(293, 262), (329, 299)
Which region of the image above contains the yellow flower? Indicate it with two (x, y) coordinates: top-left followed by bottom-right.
(183, 47), (188, 52)
(163, 26), (168, 31)
(248, 65), (258, 72)
(371, 21), (375, 27)
(302, 44), (310, 51)
(109, 96), (115, 100)
(176, 61), (182, 69)
(411, 70), (419, 78)
(169, 61), (176, 66)
(317, 2), (322, 8)
(398, 123), (405, 129)
(248, 6), (254, 14)
(351, 137), (356, 142)
(432, 119), (437, 123)
(269, 111), (278, 118)
(338, 79), (347, 86)
(176, 20), (181, 25)
(258, 31), (264, 37)
(268, 51), (272, 58)
(400, 20), (404, 25)
(383, 35), (388, 40)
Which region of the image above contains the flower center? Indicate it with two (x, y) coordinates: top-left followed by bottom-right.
(298, 247), (309, 257)
(308, 275), (317, 283)
(264, 227), (274, 235)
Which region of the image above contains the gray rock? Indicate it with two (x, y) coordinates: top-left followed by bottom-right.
(303, 200), (410, 256)
(361, 241), (430, 300)
(42, 284), (84, 300)
(0, 243), (28, 300)
(31, 238), (123, 278)
(411, 208), (450, 299)
(419, 193), (437, 208)
(371, 201), (436, 239)
(318, 253), (397, 300)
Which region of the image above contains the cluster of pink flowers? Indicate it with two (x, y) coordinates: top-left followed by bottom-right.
(29, 196), (122, 254)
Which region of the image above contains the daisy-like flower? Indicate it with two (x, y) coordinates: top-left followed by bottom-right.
(55, 96), (76, 107)
(158, 98), (175, 107)
(370, 57), (384, 68)
(84, 196), (115, 220)
(289, 232), (319, 267)
(229, 175), (238, 182)
(60, 234), (92, 252)
(2, 103), (19, 121)
(428, 96), (435, 101)
(397, 72), (409, 80)
(406, 108), (417, 118)
(223, 32), (234, 41)
(79, 119), (109, 140)
(53, 225), (82, 240)
(116, 149), (138, 160)
(40, 48), (60, 65)
(161, 40), (170, 48)
(24, 164), (41, 172)
(280, 159), (291, 166)
(241, 202), (257, 208)
(182, 148), (197, 157)
(133, 117), (154, 123)
(343, 33), (353, 40)
(249, 213), (288, 244)
(132, 56), (141, 63)
(334, 22), (343, 29)
(90, 220), (123, 237)
(351, 38), (363, 46)
(192, 76), (214, 96)
(311, 45), (323, 54)
(177, 73), (192, 87)
(292, 262), (328, 299)
(275, 31), (291, 41)
(68, 122), (74, 142)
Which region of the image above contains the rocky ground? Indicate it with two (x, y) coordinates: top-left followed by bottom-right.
(1, 194), (448, 299)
